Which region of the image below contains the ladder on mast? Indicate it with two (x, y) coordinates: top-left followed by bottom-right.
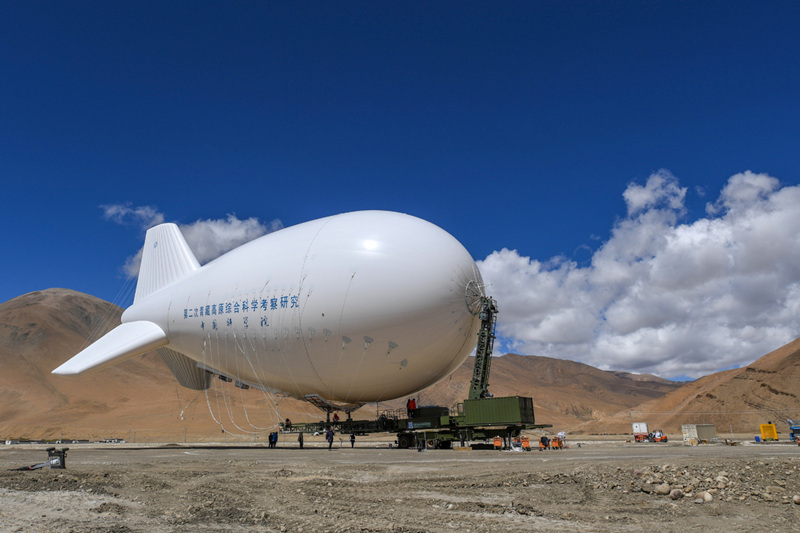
(468, 297), (498, 400)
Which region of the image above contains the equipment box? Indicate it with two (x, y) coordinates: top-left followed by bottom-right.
(459, 396), (535, 426)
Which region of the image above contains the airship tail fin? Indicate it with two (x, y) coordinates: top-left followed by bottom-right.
(52, 321), (168, 375)
(133, 223), (201, 303)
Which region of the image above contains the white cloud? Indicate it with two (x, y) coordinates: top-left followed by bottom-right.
(101, 203), (165, 228)
(706, 171), (780, 215)
(178, 214), (283, 264)
(103, 204), (283, 278)
(478, 170), (800, 379)
(622, 169), (687, 216)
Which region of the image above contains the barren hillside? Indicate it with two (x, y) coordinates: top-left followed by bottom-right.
(0, 289), (299, 441)
(577, 337), (800, 436)
(1, 289), (688, 440)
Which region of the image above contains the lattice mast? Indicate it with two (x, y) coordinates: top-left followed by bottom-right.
(468, 297), (498, 400)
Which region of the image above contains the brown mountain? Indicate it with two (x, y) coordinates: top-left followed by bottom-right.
(577, 337), (800, 436)
(2, 289), (687, 441)
(0, 289), (292, 442)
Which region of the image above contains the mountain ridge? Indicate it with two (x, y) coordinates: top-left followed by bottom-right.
(2, 289), (798, 440)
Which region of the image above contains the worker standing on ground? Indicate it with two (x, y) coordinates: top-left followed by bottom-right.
(326, 427), (334, 450)
(298, 432), (303, 449)
(350, 433), (355, 448)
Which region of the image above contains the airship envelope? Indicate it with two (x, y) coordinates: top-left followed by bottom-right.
(54, 211), (486, 406)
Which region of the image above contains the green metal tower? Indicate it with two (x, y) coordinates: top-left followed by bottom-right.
(468, 297), (498, 400)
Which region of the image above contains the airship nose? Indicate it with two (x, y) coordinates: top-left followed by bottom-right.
(300, 211), (485, 403)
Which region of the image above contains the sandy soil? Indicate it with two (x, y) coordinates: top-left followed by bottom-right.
(1, 437), (799, 532)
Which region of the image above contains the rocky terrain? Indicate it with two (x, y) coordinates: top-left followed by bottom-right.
(1, 440), (799, 532)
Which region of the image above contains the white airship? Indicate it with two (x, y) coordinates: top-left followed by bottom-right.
(54, 211), (485, 409)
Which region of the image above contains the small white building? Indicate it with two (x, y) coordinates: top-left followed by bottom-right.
(681, 424), (716, 443)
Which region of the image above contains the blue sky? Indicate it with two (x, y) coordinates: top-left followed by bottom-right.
(3, 2), (800, 379)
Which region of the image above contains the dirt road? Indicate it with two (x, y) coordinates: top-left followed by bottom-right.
(1, 439), (799, 532)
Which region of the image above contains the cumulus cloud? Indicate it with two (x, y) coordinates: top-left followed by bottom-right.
(478, 170), (800, 379)
(101, 203), (165, 228)
(622, 169), (687, 216)
(178, 215), (283, 265)
(102, 204), (282, 278)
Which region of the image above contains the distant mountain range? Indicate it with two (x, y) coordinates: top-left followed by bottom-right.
(2, 289), (799, 441)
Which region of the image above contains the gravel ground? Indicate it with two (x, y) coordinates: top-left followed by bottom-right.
(1, 438), (799, 532)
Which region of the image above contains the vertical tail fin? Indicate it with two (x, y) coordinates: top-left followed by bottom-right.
(133, 223), (200, 303)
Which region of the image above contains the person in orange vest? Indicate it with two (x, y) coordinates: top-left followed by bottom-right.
(406, 398), (417, 418)
(493, 435), (502, 449)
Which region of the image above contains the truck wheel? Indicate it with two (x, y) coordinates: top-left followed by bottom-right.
(397, 435), (413, 449)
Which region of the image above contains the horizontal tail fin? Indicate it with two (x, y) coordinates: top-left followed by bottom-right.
(52, 321), (168, 375)
(134, 223), (200, 303)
